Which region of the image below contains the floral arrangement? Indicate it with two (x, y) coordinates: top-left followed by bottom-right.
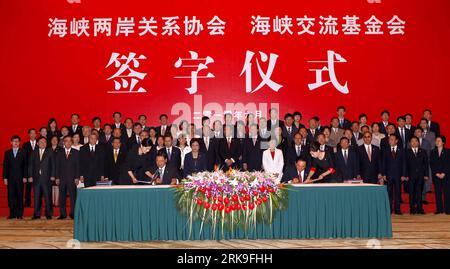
(175, 169), (289, 239)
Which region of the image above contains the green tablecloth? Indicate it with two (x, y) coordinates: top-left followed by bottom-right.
(74, 185), (392, 242)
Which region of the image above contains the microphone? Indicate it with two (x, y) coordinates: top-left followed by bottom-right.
(150, 169), (161, 185)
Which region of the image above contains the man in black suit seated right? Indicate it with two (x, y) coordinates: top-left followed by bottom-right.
(282, 158), (310, 184)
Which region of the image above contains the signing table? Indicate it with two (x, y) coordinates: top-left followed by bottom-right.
(74, 184), (392, 241)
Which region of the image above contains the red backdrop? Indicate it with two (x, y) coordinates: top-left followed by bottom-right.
(1, 0), (450, 157)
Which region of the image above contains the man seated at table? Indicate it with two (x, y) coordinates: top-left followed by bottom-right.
(281, 158), (309, 184)
(147, 152), (179, 185)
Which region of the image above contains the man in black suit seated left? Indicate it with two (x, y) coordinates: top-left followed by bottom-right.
(148, 152), (179, 185)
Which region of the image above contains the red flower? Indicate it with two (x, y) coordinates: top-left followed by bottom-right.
(218, 196), (223, 202)
(236, 204), (241, 210)
(212, 204), (218, 211)
(197, 199), (203, 206)
(262, 196), (268, 202)
(204, 202), (210, 209)
(241, 205), (247, 210)
(244, 195), (251, 201)
(218, 203), (224, 211)
(248, 203), (255, 210)
(252, 191), (258, 197)
(225, 207), (231, 214)
(256, 199), (262, 205)
(241, 189), (248, 195)
(232, 194), (238, 202)
(239, 197), (245, 203)
(206, 193), (211, 199)
(224, 197), (230, 204)
(259, 186), (266, 192)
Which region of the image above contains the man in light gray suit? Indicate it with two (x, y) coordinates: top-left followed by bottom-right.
(329, 117), (344, 150)
(420, 119), (436, 149)
(415, 124), (435, 204)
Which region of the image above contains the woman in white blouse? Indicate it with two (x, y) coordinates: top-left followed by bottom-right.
(371, 122), (385, 148)
(177, 133), (192, 170)
(262, 139), (284, 183)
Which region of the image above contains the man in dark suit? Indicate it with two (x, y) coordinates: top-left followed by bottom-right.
(99, 124), (114, 146)
(379, 110), (394, 135)
(357, 132), (382, 184)
(267, 108), (284, 131)
(55, 135), (79, 219)
(112, 127), (128, 152)
(105, 137), (129, 185)
(335, 137), (359, 182)
(22, 128), (38, 207)
(337, 106), (352, 129)
(149, 153), (179, 185)
(242, 124), (263, 171)
(317, 133), (333, 155)
(92, 116), (104, 136)
(3, 135), (27, 219)
(405, 113), (417, 134)
(158, 135), (181, 171)
(199, 125), (218, 171)
(299, 127), (310, 148)
(381, 134), (407, 215)
(405, 136), (429, 214)
(28, 137), (54, 219)
(112, 111), (126, 132)
(218, 125), (241, 171)
(423, 109), (440, 137)
(69, 113), (83, 136)
(281, 158), (310, 183)
(285, 133), (309, 167)
(127, 122), (143, 149)
(395, 116), (411, 149)
(281, 113), (299, 145)
(380, 124), (397, 154)
(79, 134), (105, 187)
(155, 114), (172, 136)
(138, 114), (151, 132)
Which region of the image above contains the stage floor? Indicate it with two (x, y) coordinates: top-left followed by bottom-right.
(0, 215), (449, 249)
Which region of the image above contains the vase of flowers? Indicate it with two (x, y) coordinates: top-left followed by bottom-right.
(175, 169), (289, 239)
